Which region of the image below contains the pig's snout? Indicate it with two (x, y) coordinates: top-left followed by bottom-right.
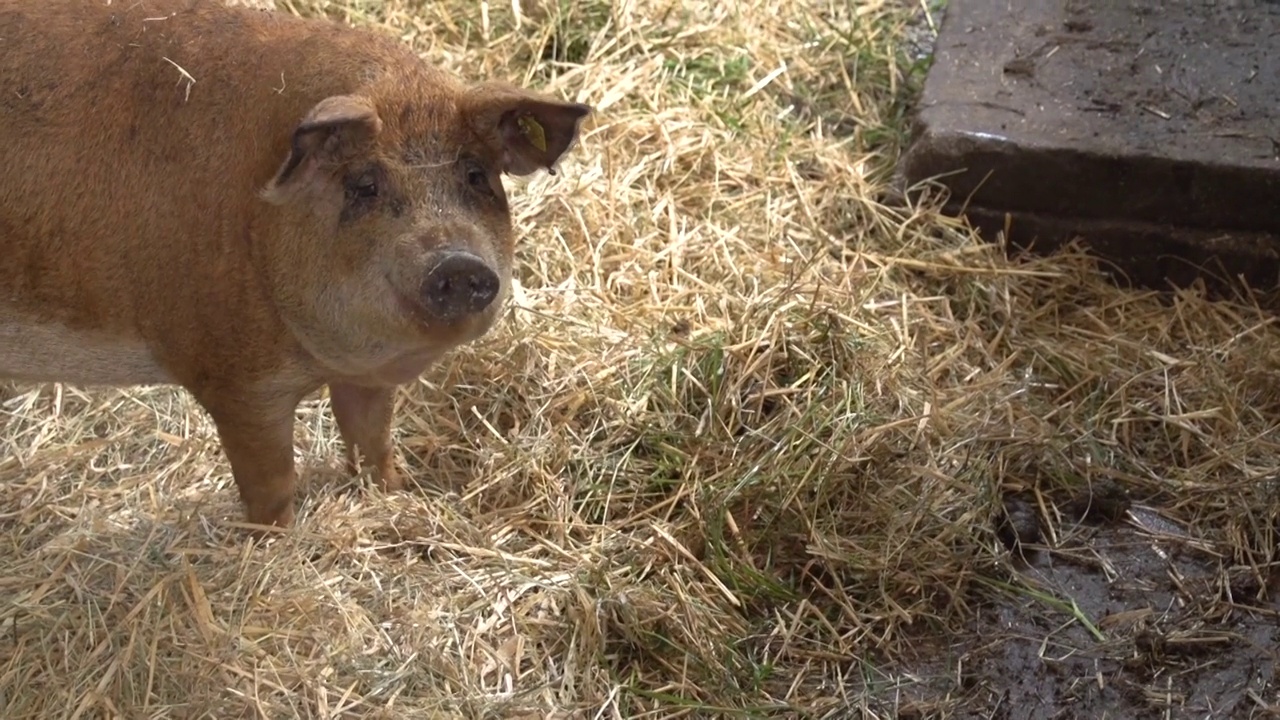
(420, 251), (500, 321)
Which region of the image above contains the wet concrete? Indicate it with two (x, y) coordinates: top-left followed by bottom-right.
(901, 0), (1280, 293)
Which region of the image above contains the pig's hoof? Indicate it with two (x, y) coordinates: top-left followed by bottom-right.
(245, 498), (295, 532)
(343, 450), (361, 477)
(376, 469), (405, 492)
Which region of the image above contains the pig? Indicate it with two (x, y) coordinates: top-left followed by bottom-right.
(0, 0), (591, 530)
(223, 0), (276, 9)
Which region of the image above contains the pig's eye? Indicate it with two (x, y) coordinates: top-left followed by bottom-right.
(465, 163), (493, 195)
(339, 170), (383, 222)
(349, 178), (378, 200)
(343, 170), (381, 206)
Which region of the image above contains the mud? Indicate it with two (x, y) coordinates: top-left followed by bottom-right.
(870, 506), (1280, 719)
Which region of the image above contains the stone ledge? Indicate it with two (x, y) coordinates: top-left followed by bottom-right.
(900, 0), (1280, 292)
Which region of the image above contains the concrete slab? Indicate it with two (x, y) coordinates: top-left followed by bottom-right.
(900, 0), (1280, 292)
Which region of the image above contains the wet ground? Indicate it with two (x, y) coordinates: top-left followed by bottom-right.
(872, 498), (1280, 719)
(885, 6), (1280, 708)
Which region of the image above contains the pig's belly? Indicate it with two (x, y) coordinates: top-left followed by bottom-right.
(0, 314), (173, 387)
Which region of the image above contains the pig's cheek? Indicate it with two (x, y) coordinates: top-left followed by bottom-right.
(342, 265), (387, 312)
(351, 265), (410, 333)
(374, 235), (418, 279)
(368, 259), (410, 318)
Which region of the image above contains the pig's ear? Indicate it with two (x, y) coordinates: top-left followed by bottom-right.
(467, 84), (591, 176)
(264, 95), (383, 200)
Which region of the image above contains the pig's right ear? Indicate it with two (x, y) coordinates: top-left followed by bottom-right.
(465, 84), (592, 177)
(262, 95), (383, 203)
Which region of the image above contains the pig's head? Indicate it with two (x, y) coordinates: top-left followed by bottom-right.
(258, 75), (590, 384)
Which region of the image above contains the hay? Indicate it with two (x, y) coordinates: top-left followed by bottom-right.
(4, 0), (1280, 717)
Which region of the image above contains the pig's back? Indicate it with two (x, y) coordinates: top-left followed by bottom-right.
(0, 0), (408, 331)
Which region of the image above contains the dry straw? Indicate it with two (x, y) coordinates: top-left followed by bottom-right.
(4, 0), (1280, 717)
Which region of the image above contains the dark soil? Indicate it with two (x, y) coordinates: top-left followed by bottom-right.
(866, 503), (1280, 719)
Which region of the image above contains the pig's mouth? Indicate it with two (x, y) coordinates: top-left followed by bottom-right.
(388, 280), (495, 341)
(391, 286), (440, 332)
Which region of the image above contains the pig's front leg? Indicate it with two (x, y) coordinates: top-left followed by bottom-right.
(329, 382), (403, 491)
(196, 391), (301, 529)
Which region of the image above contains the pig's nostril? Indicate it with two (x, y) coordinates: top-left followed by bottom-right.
(467, 274), (494, 301)
(420, 251), (500, 321)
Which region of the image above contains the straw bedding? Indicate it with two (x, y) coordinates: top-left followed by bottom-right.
(3, 0), (1279, 717)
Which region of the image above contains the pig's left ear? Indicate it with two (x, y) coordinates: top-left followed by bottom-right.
(263, 95), (383, 202)
(467, 84), (592, 176)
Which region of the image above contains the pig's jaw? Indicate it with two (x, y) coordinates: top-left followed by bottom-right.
(288, 322), (456, 388)
(335, 347), (449, 387)
(272, 267), (505, 386)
